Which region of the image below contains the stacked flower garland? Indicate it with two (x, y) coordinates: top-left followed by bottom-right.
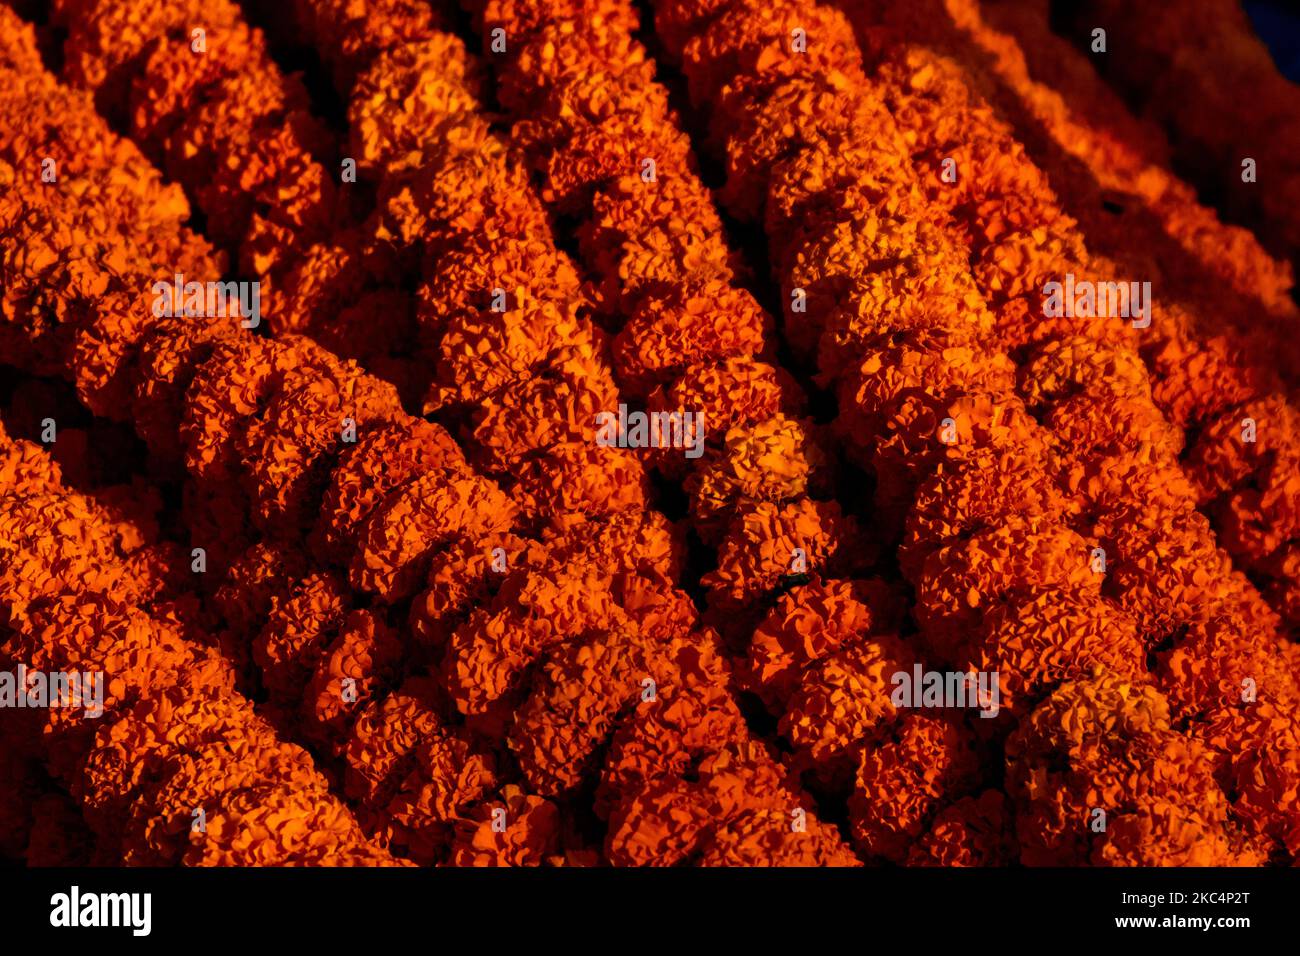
(0, 0), (1297, 866)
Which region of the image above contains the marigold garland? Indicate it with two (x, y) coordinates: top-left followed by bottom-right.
(0, 0), (1297, 868)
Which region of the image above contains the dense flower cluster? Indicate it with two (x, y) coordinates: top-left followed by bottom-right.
(839, 0), (1300, 635)
(0, 408), (397, 865)
(654, 0), (1300, 862)
(0, 0), (1297, 867)
(1055, 0), (1300, 272)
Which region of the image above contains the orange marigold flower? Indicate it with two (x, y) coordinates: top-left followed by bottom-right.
(961, 591), (1145, 722)
(511, 441), (649, 520)
(1230, 747), (1300, 858)
(1005, 674), (1237, 866)
(779, 632), (918, 769)
(347, 36), (484, 180)
(348, 469), (517, 600)
(907, 790), (1018, 867)
(183, 782), (398, 867)
(743, 577), (904, 707)
(342, 677), (448, 811)
(313, 417), (469, 563)
(597, 634), (748, 817)
(448, 785), (564, 867)
(611, 282), (771, 397)
(848, 713), (984, 863)
(605, 741), (852, 866)
(508, 624), (664, 796)
(914, 513), (1098, 663)
(444, 567), (621, 716)
(684, 414), (828, 542)
(702, 498), (868, 615)
(383, 731), (499, 865)
(253, 571), (351, 704)
(302, 610), (406, 750)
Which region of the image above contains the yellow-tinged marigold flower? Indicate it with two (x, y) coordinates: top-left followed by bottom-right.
(684, 414), (828, 541)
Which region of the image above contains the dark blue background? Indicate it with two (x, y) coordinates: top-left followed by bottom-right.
(1245, 0), (1300, 81)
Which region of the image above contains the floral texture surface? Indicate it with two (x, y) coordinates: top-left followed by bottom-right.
(0, 0), (1298, 867)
